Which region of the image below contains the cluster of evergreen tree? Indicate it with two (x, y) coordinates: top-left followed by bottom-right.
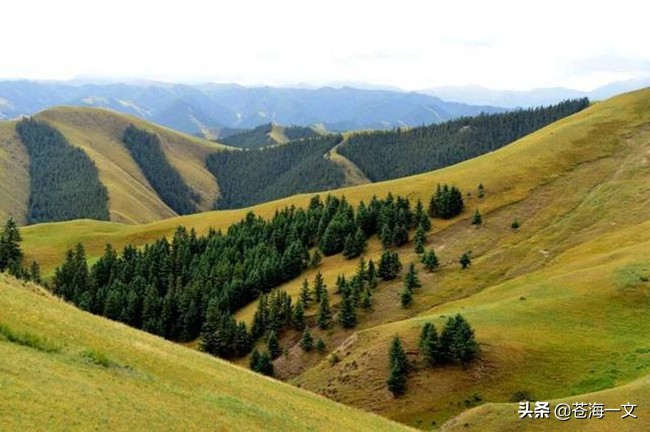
(219, 123), (320, 149)
(339, 98), (590, 182)
(51, 192), (427, 361)
(220, 123), (275, 148)
(419, 314), (479, 365)
(386, 315), (479, 395)
(283, 125), (320, 141)
(16, 118), (109, 224)
(428, 184), (464, 219)
(206, 135), (346, 209)
(122, 124), (199, 215)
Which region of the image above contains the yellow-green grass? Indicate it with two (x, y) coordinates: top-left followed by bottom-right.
(35, 107), (225, 223)
(22, 88), (650, 279)
(286, 89), (650, 428)
(442, 374), (650, 432)
(0, 121), (29, 224)
(0, 274), (410, 431)
(269, 124), (290, 144)
(328, 137), (372, 186)
(294, 220), (650, 429)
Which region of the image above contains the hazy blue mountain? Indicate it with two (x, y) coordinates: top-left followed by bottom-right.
(0, 80), (503, 134)
(422, 77), (650, 108)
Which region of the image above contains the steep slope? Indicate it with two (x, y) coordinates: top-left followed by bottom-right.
(0, 121), (29, 224)
(0, 274), (409, 431)
(35, 107), (224, 223)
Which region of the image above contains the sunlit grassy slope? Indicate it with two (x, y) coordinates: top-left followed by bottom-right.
(285, 89), (650, 429)
(35, 107), (225, 223)
(0, 274), (409, 431)
(0, 121), (29, 224)
(13, 88), (650, 430)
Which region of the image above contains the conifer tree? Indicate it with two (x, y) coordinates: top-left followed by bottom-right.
(310, 249), (322, 268)
(0, 218), (22, 272)
(477, 183), (485, 198)
(339, 293), (357, 328)
(387, 365), (407, 395)
(256, 351), (274, 376)
(356, 257), (367, 281)
(335, 274), (347, 295)
(293, 300), (306, 331)
(312, 271), (326, 302)
(380, 224), (394, 249)
(299, 327), (314, 352)
(316, 338), (326, 353)
(403, 263), (421, 290)
(361, 289), (372, 309)
(267, 330), (281, 359)
(471, 209), (482, 227)
(511, 218), (520, 230)
(249, 348), (261, 370)
(415, 199), (432, 231)
(367, 259), (378, 289)
(386, 335), (408, 395)
(414, 224), (426, 254)
(460, 252), (472, 269)
(299, 278), (311, 306)
(400, 287), (413, 308)
(422, 249), (439, 272)
(419, 322), (441, 365)
(379, 250), (402, 280)
(317, 288), (332, 329)
(392, 223), (409, 247)
(440, 314), (479, 364)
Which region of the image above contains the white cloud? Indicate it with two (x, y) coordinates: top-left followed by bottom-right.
(1, 0), (649, 90)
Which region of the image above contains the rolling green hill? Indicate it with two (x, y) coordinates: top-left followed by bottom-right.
(0, 100), (586, 226)
(0, 107), (226, 225)
(11, 88), (650, 430)
(0, 274), (409, 431)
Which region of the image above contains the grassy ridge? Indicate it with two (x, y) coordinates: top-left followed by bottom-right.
(288, 90), (650, 428)
(0, 121), (29, 224)
(35, 107), (224, 223)
(0, 274), (410, 431)
(21, 89), (649, 277)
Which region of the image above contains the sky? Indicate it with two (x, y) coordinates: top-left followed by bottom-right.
(1, 0), (649, 91)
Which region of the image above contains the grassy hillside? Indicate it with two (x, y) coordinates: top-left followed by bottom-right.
(0, 274), (409, 431)
(11, 88), (650, 430)
(0, 121), (29, 224)
(35, 107), (224, 223)
(20, 89), (649, 276)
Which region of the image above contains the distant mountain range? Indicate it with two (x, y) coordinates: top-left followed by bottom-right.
(0, 81), (503, 136)
(422, 77), (650, 108)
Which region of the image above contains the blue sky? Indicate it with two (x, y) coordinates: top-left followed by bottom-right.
(2, 0), (648, 91)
